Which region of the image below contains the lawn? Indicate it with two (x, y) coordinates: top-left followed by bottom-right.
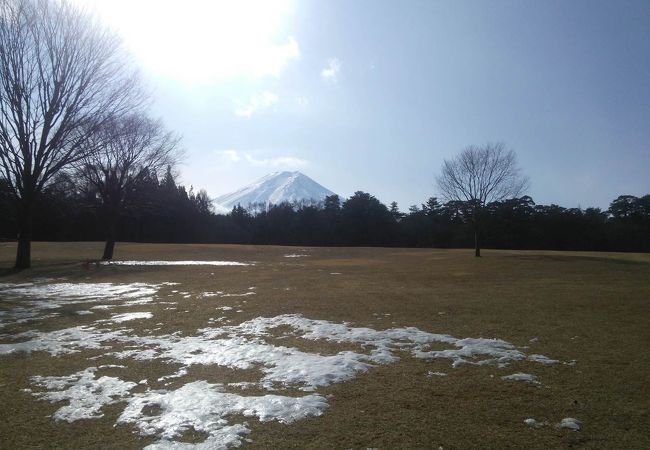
(0, 242), (648, 449)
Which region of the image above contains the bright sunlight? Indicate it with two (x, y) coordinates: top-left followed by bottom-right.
(74, 0), (298, 83)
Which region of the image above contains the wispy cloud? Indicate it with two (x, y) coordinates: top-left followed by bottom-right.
(214, 149), (308, 169)
(245, 154), (308, 169)
(217, 149), (241, 162)
(321, 58), (341, 83)
(234, 91), (279, 118)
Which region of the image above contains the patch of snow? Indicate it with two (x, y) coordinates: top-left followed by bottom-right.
(427, 371), (447, 377)
(0, 282), (162, 326)
(221, 292), (256, 297)
(101, 312), (153, 323)
(90, 305), (116, 310)
(123, 298), (155, 306)
(0, 308), (59, 328)
(501, 373), (540, 384)
(0, 326), (129, 356)
(75, 310), (94, 316)
(414, 336), (526, 368)
(3, 303), (567, 449)
(117, 381), (327, 449)
(524, 418), (547, 428)
(101, 261), (252, 266)
(227, 382), (262, 390)
(0, 282), (160, 305)
(157, 368), (188, 382)
(557, 417), (582, 431)
(30, 367), (136, 422)
(527, 354), (560, 365)
(201, 291), (224, 297)
(4, 314), (560, 387)
(283, 254), (308, 258)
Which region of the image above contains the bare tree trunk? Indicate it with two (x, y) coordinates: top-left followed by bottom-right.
(102, 218), (117, 260)
(15, 203), (33, 269)
(473, 210), (481, 257)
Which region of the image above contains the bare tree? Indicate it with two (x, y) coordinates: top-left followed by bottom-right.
(0, 0), (143, 268)
(437, 142), (529, 257)
(75, 115), (181, 260)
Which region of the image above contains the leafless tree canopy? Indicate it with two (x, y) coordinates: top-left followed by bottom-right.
(76, 114), (181, 211)
(0, 0), (142, 198)
(437, 142), (529, 206)
(0, 0), (143, 267)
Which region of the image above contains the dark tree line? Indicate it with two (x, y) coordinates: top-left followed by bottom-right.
(1, 176), (648, 252)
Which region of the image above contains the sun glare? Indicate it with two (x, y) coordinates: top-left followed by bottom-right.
(74, 0), (297, 83)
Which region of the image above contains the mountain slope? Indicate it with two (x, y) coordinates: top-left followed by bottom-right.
(214, 171), (335, 210)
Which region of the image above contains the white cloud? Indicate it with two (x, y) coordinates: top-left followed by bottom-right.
(217, 149), (241, 163)
(213, 150), (308, 169)
(234, 92), (279, 118)
(245, 154), (308, 169)
(321, 58), (341, 83)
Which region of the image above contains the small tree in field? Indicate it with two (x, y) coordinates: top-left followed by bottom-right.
(76, 115), (181, 260)
(0, 0), (142, 268)
(436, 142), (529, 257)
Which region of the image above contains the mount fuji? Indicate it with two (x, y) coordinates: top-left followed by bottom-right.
(214, 171), (336, 212)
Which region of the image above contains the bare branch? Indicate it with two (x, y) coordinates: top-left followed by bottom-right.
(0, 0), (145, 267)
(436, 142), (529, 207)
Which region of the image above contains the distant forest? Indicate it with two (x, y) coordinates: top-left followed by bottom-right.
(1, 169), (648, 253)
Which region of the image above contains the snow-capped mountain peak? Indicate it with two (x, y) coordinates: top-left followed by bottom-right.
(214, 171), (335, 211)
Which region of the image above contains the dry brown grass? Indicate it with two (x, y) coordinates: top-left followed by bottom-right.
(0, 242), (649, 449)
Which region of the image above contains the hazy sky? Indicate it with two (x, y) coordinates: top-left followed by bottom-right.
(78, 0), (649, 210)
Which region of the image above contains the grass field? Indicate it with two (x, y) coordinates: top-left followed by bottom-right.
(0, 242), (649, 449)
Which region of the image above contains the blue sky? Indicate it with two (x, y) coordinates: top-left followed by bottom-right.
(80, 0), (649, 210)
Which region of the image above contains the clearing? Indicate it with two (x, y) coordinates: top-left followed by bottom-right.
(0, 242), (648, 449)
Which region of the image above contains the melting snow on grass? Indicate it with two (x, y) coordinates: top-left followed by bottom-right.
(0, 307), (59, 329)
(501, 373), (541, 385)
(526, 354), (560, 365)
(524, 418), (547, 428)
(0, 281), (568, 449)
(102, 312), (153, 323)
(31, 367), (136, 422)
(427, 371), (447, 377)
(101, 260), (252, 266)
(557, 417), (582, 431)
(0, 281), (163, 327)
(0, 281), (160, 303)
(0, 326), (128, 356)
(117, 381), (328, 449)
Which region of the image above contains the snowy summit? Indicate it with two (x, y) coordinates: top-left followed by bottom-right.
(214, 171), (335, 212)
